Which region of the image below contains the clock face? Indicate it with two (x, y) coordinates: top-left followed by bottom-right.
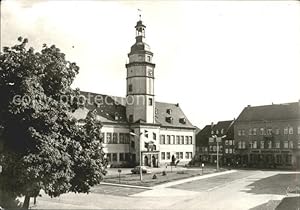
(148, 69), (153, 76)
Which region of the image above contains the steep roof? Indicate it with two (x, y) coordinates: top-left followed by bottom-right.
(236, 102), (300, 122)
(212, 120), (233, 133)
(196, 125), (212, 147)
(155, 102), (194, 128)
(72, 91), (195, 129)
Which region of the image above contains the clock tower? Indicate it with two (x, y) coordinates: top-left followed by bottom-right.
(126, 19), (155, 124)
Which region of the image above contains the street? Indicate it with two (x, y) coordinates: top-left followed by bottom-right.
(33, 169), (300, 210)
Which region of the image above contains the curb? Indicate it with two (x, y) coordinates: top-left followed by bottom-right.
(100, 182), (152, 190)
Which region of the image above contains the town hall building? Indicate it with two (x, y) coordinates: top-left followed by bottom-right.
(73, 19), (196, 167)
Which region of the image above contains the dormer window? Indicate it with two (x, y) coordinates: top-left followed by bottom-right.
(166, 117), (173, 123)
(216, 130), (219, 134)
(166, 109), (172, 115)
(179, 118), (186, 124)
(221, 129), (224, 134)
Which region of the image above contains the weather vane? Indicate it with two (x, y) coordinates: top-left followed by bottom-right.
(138, 8), (142, 20)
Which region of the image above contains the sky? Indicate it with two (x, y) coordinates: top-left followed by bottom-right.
(1, 0), (300, 129)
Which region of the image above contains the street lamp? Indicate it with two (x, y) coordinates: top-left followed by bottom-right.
(130, 129), (148, 181)
(212, 135), (226, 171)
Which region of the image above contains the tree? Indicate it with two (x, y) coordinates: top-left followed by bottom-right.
(0, 37), (107, 209)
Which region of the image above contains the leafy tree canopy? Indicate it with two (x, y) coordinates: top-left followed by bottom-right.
(0, 37), (107, 209)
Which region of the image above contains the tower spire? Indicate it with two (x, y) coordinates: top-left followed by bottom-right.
(138, 9), (142, 21)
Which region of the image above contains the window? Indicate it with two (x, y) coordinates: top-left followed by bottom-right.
(171, 135), (175, 144)
(153, 132), (156, 140)
(160, 135), (165, 144)
(119, 133), (129, 144)
(112, 133), (118, 144)
(125, 153), (130, 161)
(289, 141), (293, 149)
(166, 152), (170, 160)
(275, 141), (280, 149)
(253, 141), (257, 149)
(249, 128), (252, 135)
(107, 153), (111, 162)
(289, 127), (293, 134)
(211, 130), (214, 135)
(238, 130), (241, 136)
(175, 152), (179, 159)
(185, 136), (189, 144)
(209, 146), (213, 152)
(128, 84), (132, 92)
(161, 152), (165, 160)
(229, 148), (233, 154)
(298, 126), (300, 134)
(166, 109), (172, 114)
(242, 141), (246, 149)
(221, 129), (224, 134)
(213, 146), (217, 152)
(253, 128), (257, 135)
(216, 130), (219, 135)
(225, 148), (228, 154)
(149, 98), (153, 106)
(267, 129), (272, 135)
(249, 141), (253, 149)
(129, 114), (133, 123)
(185, 152), (189, 159)
(176, 136), (180, 144)
(179, 152), (183, 159)
(147, 55), (151, 62)
(284, 128), (288, 135)
(167, 135), (171, 144)
(260, 141), (264, 149)
(106, 132), (112, 144)
(189, 136), (192, 144)
(242, 130), (245, 136)
(276, 128), (280, 135)
(238, 141), (242, 149)
(283, 141), (288, 149)
(268, 141), (272, 149)
(112, 153), (117, 161)
(119, 153), (125, 161)
(181, 136), (184, 144)
(260, 128), (265, 135)
(229, 140), (233, 146)
(189, 152), (193, 159)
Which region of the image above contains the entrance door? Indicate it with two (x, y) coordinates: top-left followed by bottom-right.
(144, 156), (149, 166)
(152, 155), (156, 167)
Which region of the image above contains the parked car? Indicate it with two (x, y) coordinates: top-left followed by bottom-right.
(131, 166), (151, 174)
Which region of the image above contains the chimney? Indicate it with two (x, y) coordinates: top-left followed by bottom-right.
(175, 103), (179, 107)
(247, 105), (251, 108)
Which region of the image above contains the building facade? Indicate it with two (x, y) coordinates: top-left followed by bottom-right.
(73, 19), (196, 167)
(195, 120), (235, 166)
(234, 102), (300, 169)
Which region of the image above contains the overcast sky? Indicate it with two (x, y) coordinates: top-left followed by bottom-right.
(1, 0), (300, 128)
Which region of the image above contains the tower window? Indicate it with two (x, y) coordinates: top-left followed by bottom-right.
(129, 115), (133, 123)
(147, 56), (151, 62)
(128, 84), (133, 92)
(149, 98), (153, 106)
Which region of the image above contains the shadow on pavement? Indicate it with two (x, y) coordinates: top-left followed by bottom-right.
(243, 173), (300, 195)
(248, 200), (281, 210)
(275, 196), (300, 210)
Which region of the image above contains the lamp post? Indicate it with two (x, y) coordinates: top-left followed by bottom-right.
(130, 129), (148, 181)
(212, 135), (226, 171)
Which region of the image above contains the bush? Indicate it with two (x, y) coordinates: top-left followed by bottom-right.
(162, 171), (167, 176)
(152, 174), (157, 179)
(177, 171), (185, 174)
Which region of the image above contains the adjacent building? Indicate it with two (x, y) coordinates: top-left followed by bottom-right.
(73, 19), (196, 167)
(234, 102), (300, 168)
(195, 120), (235, 166)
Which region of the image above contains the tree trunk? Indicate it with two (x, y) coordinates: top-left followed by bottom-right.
(22, 195), (30, 209)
